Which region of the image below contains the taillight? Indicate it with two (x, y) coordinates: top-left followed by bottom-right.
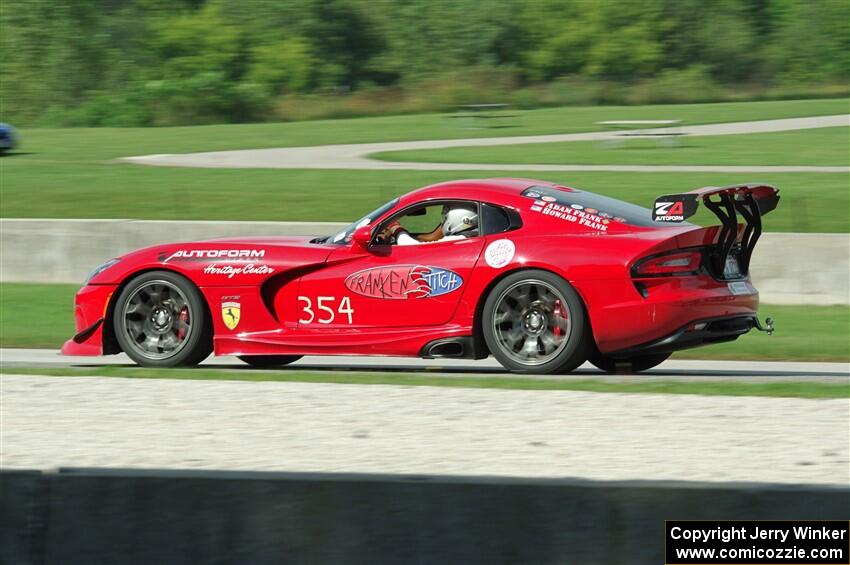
(632, 250), (702, 277)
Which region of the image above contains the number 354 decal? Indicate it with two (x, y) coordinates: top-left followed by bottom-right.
(298, 296), (354, 324)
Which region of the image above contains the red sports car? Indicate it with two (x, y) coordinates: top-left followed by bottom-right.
(62, 178), (778, 374)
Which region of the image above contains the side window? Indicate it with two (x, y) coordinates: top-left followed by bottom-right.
(378, 200), (483, 245)
(397, 204), (443, 234)
(480, 203), (521, 235)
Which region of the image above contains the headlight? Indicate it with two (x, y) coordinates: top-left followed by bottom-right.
(84, 258), (120, 285)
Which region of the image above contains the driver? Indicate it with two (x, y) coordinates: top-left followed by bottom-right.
(382, 205), (478, 245)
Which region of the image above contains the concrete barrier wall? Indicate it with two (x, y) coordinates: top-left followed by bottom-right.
(2, 469), (848, 565)
(0, 219), (346, 285)
(1, 219), (847, 304)
(752, 232), (849, 305)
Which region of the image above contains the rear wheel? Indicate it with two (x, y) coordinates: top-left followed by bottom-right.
(482, 270), (590, 374)
(238, 355), (302, 368)
(113, 271), (212, 367)
(587, 350), (671, 374)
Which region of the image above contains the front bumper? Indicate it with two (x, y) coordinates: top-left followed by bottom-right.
(61, 284), (117, 356)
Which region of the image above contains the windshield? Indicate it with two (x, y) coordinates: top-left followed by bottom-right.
(323, 198), (399, 244)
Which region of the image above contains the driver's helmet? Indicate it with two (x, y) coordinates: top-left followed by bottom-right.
(442, 205), (478, 236)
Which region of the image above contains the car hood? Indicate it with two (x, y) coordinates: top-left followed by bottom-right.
(88, 235), (338, 286)
(200, 235), (319, 246)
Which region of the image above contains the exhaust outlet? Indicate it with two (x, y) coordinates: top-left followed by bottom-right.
(427, 341), (465, 358)
(420, 337), (478, 359)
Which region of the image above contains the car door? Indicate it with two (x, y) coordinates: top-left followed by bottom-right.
(295, 233), (485, 330)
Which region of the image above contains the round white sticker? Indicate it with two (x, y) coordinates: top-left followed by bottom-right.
(485, 239), (516, 269)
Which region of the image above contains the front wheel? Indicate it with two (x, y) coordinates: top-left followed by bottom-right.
(113, 271), (212, 367)
(587, 351), (671, 374)
(482, 270), (591, 374)
(238, 355), (302, 368)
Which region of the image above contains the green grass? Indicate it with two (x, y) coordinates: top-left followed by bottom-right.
(0, 283), (78, 348)
(674, 304), (849, 362)
(1, 366), (846, 398)
(0, 164), (846, 231)
(373, 126), (850, 166)
(2, 98), (847, 231)
(10, 98), (849, 161)
(2, 283), (847, 362)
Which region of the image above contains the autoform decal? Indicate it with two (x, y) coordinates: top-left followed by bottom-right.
(159, 249), (265, 263)
(344, 265), (463, 299)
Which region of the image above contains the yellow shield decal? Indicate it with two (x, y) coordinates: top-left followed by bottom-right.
(221, 301), (241, 330)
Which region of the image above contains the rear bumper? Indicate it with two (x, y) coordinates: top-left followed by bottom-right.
(574, 276), (759, 354)
(606, 314), (755, 359)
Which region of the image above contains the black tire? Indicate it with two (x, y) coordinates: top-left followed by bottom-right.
(481, 269), (591, 374)
(113, 270), (212, 367)
(238, 355), (302, 368)
(587, 350), (671, 374)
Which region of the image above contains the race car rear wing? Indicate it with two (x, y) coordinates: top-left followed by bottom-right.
(652, 184), (780, 276)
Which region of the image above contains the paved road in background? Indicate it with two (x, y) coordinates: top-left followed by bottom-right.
(123, 115), (849, 171)
(2, 349), (847, 382)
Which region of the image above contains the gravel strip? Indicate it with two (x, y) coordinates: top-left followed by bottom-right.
(2, 374), (847, 485)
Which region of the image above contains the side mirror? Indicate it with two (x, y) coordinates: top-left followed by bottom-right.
(351, 225), (372, 249)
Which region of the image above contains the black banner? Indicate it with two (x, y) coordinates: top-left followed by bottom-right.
(652, 193), (699, 222)
(666, 521), (850, 564)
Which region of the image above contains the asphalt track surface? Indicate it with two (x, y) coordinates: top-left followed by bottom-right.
(2, 348), (847, 382)
(123, 115), (850, 172)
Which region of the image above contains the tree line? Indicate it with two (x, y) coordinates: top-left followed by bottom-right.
(1, 0), (847, 126)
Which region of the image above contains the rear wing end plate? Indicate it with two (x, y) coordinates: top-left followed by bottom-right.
(653, 184), (780, 276)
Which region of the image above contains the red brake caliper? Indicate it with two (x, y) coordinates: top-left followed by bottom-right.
(176, 306), (189, 340)
(553, 300), (563, 337)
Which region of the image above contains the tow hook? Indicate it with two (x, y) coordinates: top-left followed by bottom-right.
(754, 316), (774, 335)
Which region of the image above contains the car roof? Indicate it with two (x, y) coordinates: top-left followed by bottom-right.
(397, 177), (670, 234)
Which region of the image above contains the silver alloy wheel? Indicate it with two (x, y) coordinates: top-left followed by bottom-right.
(491, 279), (572, 366)
(121, 280), (193, 360)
